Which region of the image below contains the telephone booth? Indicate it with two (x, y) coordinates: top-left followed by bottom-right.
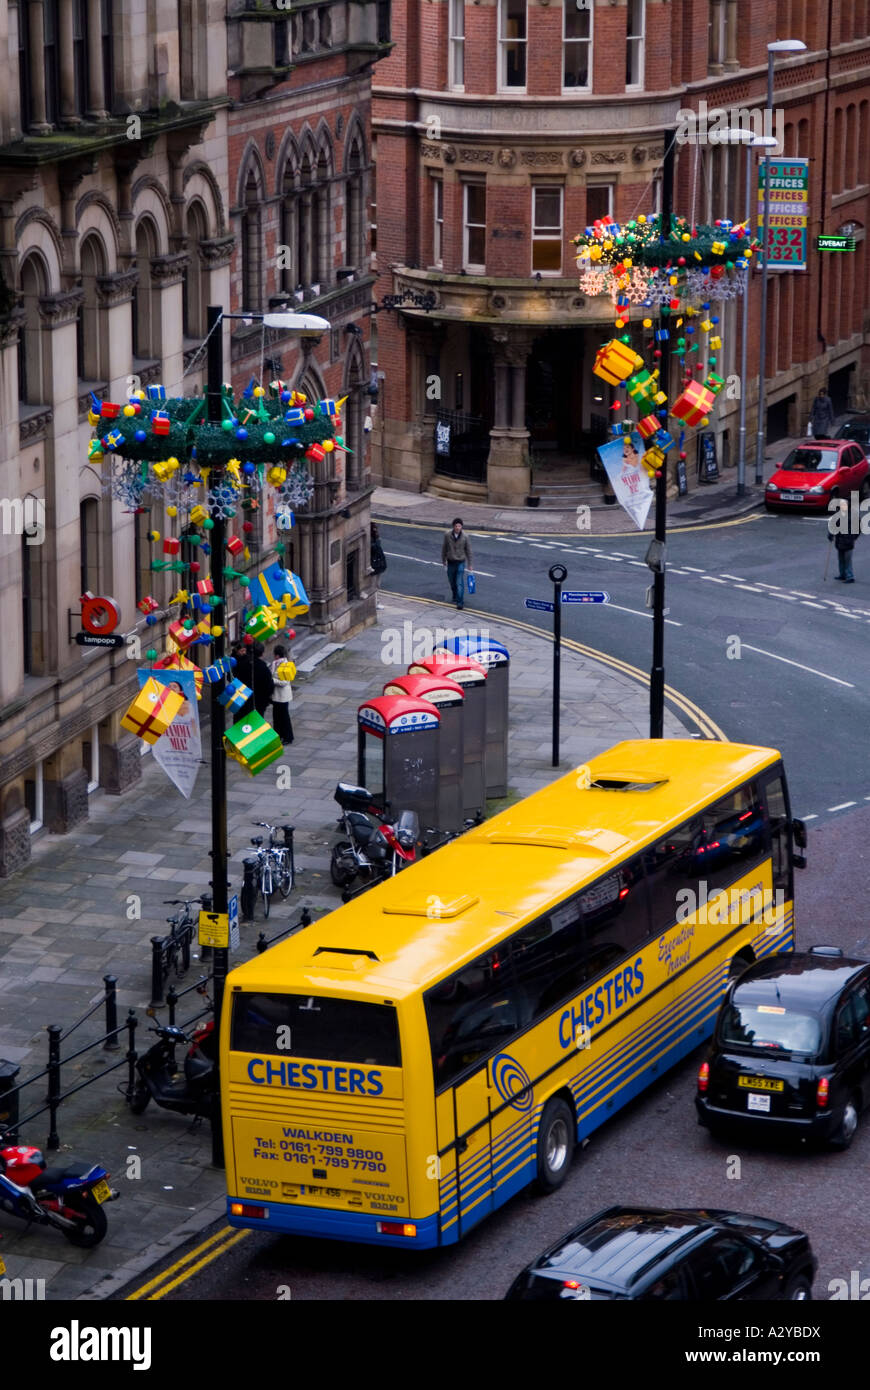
(357, 696), (440, 831)
(382, 673), (465, 833)
(408, 654), (487, 818)
(437, 635), (509, 797)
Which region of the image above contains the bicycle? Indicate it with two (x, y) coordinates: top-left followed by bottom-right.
(242, 823), (295, 920)
(162, 895), (211, 979)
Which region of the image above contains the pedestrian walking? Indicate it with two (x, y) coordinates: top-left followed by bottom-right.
(269, 643), (295, 745)
(370, 523), (387, 609)
(809, 387), (835, 439)
(441, 517), (473, 611)
(828, 497), (857, 583)
(236, 640), (274, 717)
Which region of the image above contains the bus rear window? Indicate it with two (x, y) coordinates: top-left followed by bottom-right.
(231, 992), (401, 1067)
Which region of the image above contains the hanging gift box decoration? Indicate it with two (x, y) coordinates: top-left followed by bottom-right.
(671, 381), (716, 427)
(627, 370), (657, 410)
(305, 442), (325, 463)
(190, 504), (208, 525)
(636, 414), (659, 440)
(654, 429), (676, 454)
(196, 577), (214, 598)
(273, 571), (310, 621)
(168, 618), (201, 651)
(152, 411), (170, 436)
(705, 372), (725, 396)
(87, 439), (104, 461)
(225, 535), (245, 557)
(709, 335), (722, 350)
(224, 713), (284, 775)
(276, 660), (297, 683)
(147, 384), (167, 400)
(205, 657), (236, 684)
(244, 605), (280, 640)
(218, 677), (252, 712)
(153, 651), (204, 697)
(163, 537), (180, 556)
(247, 560), (293, 610)
(592, 340), (644, 385)
(100, 401), (121, 419)
(319, 399), (337, 417)
(120, 678), (184, 745)
(102, 430), (124, 450)
(137, 596), (159, 615)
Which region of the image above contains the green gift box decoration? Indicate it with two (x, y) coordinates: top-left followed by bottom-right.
(244, 605), (280, 639)
(224, 712), (284, 775)
(628, 370), (657, 410)
(705, 371), (725, 396)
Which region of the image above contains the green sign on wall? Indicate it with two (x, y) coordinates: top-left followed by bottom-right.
(817, 235), (855, 252)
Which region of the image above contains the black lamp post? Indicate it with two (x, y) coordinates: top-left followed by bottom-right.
(648, 132), (676, 740)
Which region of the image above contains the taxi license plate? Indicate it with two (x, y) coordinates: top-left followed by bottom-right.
(738, 1075), (784, 1091)
(780, 491), (804, 502)
(91, 1179), (112, 1205)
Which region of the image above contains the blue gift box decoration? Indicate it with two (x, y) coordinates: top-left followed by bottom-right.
(319, 398), (336, 417)
(218, 677), (252, 711)
(147, 384), (167, 400)
(654, 430), (676, 454)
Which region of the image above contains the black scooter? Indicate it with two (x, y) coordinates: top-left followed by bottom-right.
(129, 1020), (216, 1120)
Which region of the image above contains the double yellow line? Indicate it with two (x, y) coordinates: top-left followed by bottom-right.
(381, 593), (725, 742)
(126, 1225), (250, 1301)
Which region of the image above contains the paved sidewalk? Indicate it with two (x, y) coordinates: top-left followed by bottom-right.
(0, 593), (688, 1300)
(372, 433), (813, 537)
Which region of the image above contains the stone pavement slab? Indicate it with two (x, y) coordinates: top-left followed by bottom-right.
(0, 592), (690, 1300)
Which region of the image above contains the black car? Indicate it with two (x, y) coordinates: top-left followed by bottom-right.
(505, 1206), (816, 1301)
(696, 947), (870, 1149)
(835, 414), (870, 457)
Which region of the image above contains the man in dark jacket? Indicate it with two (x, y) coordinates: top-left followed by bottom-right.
(441, 517), (473, 610)
(236, 641), (274, 716)
(810, 388), (835, 439)
(828, 498), (857, 582)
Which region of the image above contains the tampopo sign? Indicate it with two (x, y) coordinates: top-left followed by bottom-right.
(75, 591), (126, 648)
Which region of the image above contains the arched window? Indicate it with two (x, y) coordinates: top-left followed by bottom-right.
(297, 155), (314, 292)
(132, 218), (159, 360)
(241, 167), (263, 311)
(22, 524), (44, 675)
(17, 254), (49, 405)
(77, 234), (107, 382)
(345, 137), (365, 271)
(343, 344), (367, 492)
(315, 150), (331, 288)
(281, 161), (299, 296)
(80, 497), (100, 594)
(184, 202), (208, 338)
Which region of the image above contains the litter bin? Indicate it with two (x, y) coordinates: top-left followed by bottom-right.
(382, 673), (465, 833)
(357, 695), (441, 832)
(408, 654), (487, 818)
(438, 635), (509, 797)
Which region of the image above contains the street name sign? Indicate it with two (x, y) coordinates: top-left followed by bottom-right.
(561, 591), (609, 604)
(525, 598), (555, 612)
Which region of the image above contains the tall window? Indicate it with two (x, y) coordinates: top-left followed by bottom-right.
(80, 498), (100, 595)
(132, 220), (159, 360)
(297, 156), (314, 292)
(433, 177), (444, 266)
(346, 139), (365, 271)
(563, 0), (592, 91)
(626, 0), (644, 88)
(101, 0), (114, 112)
(77, 235), (107, 382)
(498, 0), (527, 91)
(708, 0), (726, 69)
(22, 531), (43, 676)
(586, 184), (613, 223)
(183, 203), (208, 339)
(315, 151), (331, 288)
(532, 187), (563, 273)
(241, 168), (263, 310)
(43, 0), (60, 125)
(448, 0), (465, 88)
(463, 182), (486, 271)
(73, 0), (88, 112)
(281, 166), (299, 294)
(18, 255), (49, 405)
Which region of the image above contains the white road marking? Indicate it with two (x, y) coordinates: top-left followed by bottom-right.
(767, 593), (799, 601)
(529, 543), (560, 550)
(719, 573), (746, 581)
(828, 802), (857, 812)
(492, 536), (525, 544)
(383, 552), (496, 577)
(610, 552), (633, 558)
(628, 560), (647, 567)
(741, 643), (855, 687)
(734, 585), (763, 592)
(802, 813), (818, 821)
(789, 591), (817, 599)
(604, 601), (681, 627)
(755, 582), (783, 590)
(701, 576), (727, 584)
(799, 600), (825, 609)
(602, 554), (627, 562)
(681, 566), (705, 573)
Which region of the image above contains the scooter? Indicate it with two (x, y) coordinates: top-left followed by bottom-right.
(128, 1018), (216, 1120)
(0, 1140), (118, 1247)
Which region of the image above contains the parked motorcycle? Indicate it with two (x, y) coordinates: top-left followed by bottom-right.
(0, 1140), (118, 1247)
(128, 1018), (216, 1120)
(330, 782), (420, 899)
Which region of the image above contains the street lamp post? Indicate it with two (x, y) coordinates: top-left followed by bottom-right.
(204, 306), (329, 1168)
(719, 131), (779, 498)
(649, 129), (676, 740)
(755, 39), (807, 487)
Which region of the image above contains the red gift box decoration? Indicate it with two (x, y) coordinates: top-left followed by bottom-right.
(152, 412), (170, 436)
(197, 578), (214, 597)
(163, 537), (180, 555)
(100, 401), (121, 419)
(225, 536), (244, 557)
(137, 595), (159, 615)
(168, 618), (200, 650)
(305, 443), (325, 462)
(636, 415), (659, 440)
(671, 381), (716, 427)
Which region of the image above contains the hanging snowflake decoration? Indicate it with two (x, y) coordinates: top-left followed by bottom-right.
(278, 459), (315, 510)
(102, 456), (147, 510)
(205, 482), (242, 521)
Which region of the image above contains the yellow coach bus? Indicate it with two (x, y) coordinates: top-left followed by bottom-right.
(221, 739), (804, 1248)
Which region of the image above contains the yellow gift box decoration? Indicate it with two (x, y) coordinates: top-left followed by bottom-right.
(276, 660), (296, 682)
(120, 678), (184, 745)
(592, 339), (644, 386)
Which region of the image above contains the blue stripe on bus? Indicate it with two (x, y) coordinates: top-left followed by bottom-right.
(227, 1199), (441, 1249)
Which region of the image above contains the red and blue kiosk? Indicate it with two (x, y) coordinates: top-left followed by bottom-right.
(437, 635), (509, 797)
(408, 654), (487, 819)
(357, 695), (441, 832)
(382, 673), (465, 833)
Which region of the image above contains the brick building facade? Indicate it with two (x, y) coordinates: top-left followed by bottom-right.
(372, 0), (870, 506)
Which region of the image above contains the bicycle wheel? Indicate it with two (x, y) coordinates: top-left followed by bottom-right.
(277, 851), (293, 899)
(261, 865), (272, 919)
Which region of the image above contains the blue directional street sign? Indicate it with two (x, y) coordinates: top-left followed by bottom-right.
(525, 598), (555, 612)
(561, 591), (610, 604)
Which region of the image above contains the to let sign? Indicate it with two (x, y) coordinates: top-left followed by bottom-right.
(758, 158), (809, 270)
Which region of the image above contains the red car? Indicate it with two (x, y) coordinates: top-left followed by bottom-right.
(765, 439), (869, 512)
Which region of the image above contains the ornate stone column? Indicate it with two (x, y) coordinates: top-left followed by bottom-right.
(724, 0), (739, 73)
(58, 0), (83, 125)
(300, 191), (314, 288)
(708, 0), (725, 75)
(486, 328), (532, 506)
(86, 0), (108, 118)
(28, 0), (52, 132)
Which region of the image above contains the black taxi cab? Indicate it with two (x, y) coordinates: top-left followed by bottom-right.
(696, 948), (870, 1150)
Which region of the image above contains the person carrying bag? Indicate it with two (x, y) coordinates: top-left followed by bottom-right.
(269, 643), (294, 744)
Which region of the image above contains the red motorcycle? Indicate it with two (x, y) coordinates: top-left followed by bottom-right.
(330, 782), (420, 900)
(0, 1139), (118, 1247)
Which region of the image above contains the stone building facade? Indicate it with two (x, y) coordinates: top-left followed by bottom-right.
(0, 0), (388, 875)
(371, 0), (870, 506)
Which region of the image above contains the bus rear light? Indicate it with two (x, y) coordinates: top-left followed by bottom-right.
(231, 1202), (268, 1219)
(376, 1221), (417, 1237)
(697, 1061), (710, 1094)
(816, 1077), (829, 1109)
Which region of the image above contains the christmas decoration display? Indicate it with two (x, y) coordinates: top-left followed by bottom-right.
(218, 678), (253, 713)
(224, 713), (284, 775)
(120, 678), (184, 745)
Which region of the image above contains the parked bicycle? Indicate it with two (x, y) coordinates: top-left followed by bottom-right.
(421, 811), (485, 857)
(241, 822), (295, 921)
(161, 895), (211, 981)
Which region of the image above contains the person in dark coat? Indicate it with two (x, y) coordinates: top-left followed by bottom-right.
(236, 641), (274, 717)
(810, 388), (835, 439)
(828, 498), (857, 582)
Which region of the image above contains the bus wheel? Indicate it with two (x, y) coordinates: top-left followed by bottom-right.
(729, 950), (754, 979)
(535, 1097), (575, 1194)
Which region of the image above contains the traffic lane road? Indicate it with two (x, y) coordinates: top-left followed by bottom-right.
(154, 809), (870, 1303)
(382, 517), (870, 815)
